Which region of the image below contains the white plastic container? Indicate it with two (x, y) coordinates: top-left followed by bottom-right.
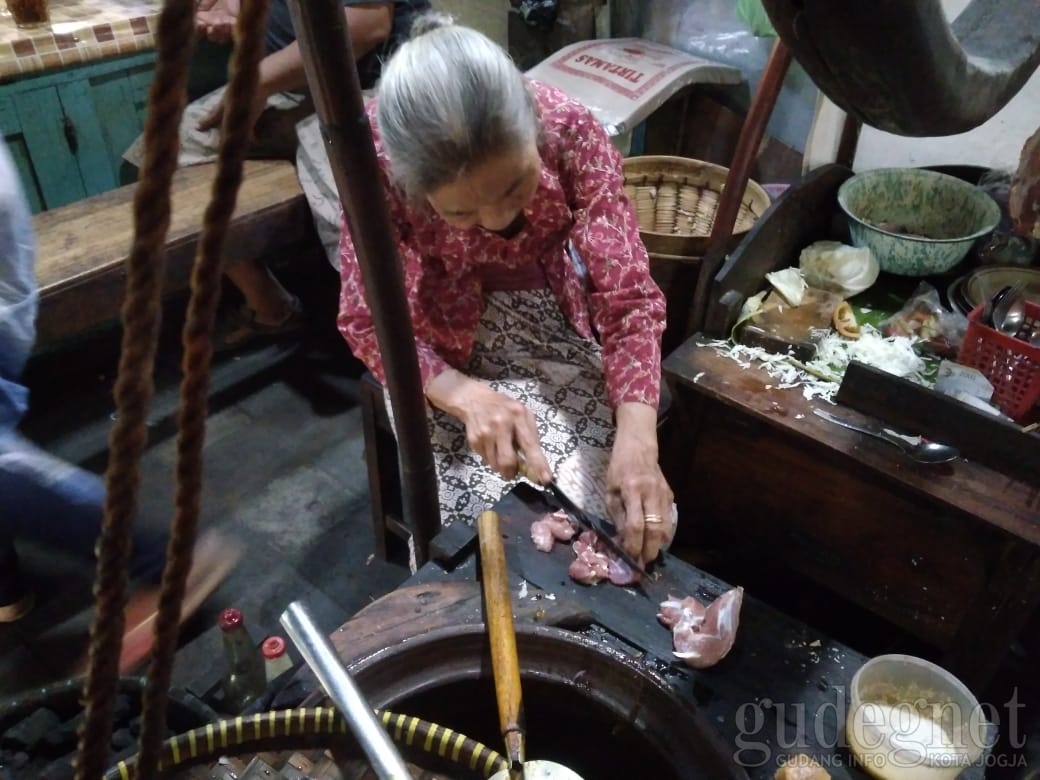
(846, 655), (990, 780)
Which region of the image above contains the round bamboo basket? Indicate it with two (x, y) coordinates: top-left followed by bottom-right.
(623, 156), (772, 257)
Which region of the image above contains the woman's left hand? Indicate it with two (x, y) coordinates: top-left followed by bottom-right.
(605, 403), (675, 566)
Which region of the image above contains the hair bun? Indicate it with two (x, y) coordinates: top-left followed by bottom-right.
(409, 11), (455, 39)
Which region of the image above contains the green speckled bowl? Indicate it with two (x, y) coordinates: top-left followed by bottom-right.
(837, 168), (1001, 277)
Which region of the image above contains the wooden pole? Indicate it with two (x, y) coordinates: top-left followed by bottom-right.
(686, 39), (792, 337)
(288, 0), (440, 562)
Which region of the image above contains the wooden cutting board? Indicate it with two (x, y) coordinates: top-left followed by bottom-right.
(738, 287), (844, 361)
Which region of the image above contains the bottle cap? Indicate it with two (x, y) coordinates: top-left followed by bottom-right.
(218, 608), (244, 631)
(262, 635), (287, 659)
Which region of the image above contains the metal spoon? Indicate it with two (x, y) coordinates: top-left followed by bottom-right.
(813, 409), (960, 464)
(992, 283), (1027, 336)
(981, 285), (1006, 326)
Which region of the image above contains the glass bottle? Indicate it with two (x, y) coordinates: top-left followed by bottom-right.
(219, 608), (266, 712)
(261, 635), (294, 682)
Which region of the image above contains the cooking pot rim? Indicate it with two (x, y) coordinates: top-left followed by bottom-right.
(343, 621), (749, 780)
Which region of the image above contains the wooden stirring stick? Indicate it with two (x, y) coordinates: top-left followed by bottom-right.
(477, 510), (526, 778)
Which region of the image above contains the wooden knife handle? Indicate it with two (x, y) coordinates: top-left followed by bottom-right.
(477, 510), (525, 769)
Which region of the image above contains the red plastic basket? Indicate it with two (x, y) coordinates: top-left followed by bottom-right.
(957, 302), (1040, 422)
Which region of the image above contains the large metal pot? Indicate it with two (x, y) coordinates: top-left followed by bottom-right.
(345, 622), (748, 779)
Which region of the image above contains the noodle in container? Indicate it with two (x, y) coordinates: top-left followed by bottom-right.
(846, 655), (990, 780)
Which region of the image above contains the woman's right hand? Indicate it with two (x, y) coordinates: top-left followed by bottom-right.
(426, 369), (551, 482)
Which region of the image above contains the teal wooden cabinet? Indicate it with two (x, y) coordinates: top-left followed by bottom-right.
(0, 51), (155, 213)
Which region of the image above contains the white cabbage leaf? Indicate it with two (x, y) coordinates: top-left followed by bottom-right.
(765, 267), (808, 306)
(798, 240), (879, 297)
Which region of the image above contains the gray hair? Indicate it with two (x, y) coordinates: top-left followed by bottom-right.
(375, 13), (539, 200)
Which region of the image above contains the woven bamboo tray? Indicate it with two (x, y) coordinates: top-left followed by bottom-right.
(623, 155), (771, 257)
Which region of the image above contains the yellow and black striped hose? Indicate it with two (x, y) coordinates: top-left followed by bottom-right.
(104, 706), (508, 779)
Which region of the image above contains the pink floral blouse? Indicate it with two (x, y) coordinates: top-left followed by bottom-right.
(337, 80), (667, 409)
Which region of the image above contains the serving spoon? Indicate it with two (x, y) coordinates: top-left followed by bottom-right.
(813, 408), (960, 464)
(992, 283), (1027, 336)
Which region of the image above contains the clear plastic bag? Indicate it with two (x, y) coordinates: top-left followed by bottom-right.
(880, 282), (968, 358)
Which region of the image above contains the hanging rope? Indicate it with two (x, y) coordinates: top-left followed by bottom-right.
(134, 0), (270, 776)
(74, 1), (196, 777)
(74, 0), (270, 776)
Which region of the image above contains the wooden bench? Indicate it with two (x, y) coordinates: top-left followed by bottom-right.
(31, 159), (313, 352)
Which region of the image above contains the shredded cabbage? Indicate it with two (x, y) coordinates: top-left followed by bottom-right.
(708, 324), (929, 402)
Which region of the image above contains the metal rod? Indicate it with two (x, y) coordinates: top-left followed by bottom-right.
(287, 0), (441, 562)
(280, 601), (411, 780)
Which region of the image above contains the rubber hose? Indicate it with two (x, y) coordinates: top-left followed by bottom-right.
(103, 706), (509, 779)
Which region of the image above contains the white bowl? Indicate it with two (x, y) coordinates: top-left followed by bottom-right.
(846, 655), (991, 780)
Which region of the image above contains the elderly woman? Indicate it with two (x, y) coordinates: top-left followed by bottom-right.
(338, 13), (675, 566)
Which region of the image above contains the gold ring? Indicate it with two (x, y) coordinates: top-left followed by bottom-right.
(643, 514), (664, 524)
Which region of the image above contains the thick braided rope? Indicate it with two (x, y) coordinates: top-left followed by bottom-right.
(74, 2), (196, 778)
(133, 1), (271, 777)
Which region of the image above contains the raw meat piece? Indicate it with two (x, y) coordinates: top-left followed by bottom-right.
(657, 587), (744, 669)
(529, 510), (577, 553)
(567, 531), (640, 586)
(568, 532), (612, 584)
(530, 513), (641, 587)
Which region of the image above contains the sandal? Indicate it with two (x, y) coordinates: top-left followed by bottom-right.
(214, 295), (306, 353)
(117, 529), (241, 674)
(0, 589), (34, 623)
(0, 556), (34, 623)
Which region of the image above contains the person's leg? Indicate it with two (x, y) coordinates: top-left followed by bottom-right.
(224, 262), (298, 326)
(126, 87), (313, 351)
(215, 91), (314, 349)
(0, 431), (167, 583)
(214, 261), (306, 351)
(0, 431), (240, 662)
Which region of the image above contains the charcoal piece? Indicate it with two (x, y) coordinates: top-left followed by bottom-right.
(112, 695), (133, 727)
(1, 708), (61, 752)
(8, 752), (29, 768)
(110, 727), (135, 751)
(39, 755), (76, 780)
(39, 710), (84, 757)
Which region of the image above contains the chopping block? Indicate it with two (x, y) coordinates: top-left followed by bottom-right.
(738, 288), (844, 361)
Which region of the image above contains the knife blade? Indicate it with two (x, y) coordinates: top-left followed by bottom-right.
(543, 480), (650, 579)
(516, 456), (649, 578)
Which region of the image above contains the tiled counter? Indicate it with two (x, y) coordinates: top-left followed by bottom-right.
(0, 0), (159, 80)
(1, 0), (165, 211)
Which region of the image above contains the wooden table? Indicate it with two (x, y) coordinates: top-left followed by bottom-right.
(662, 335), (1040, 693)
(315, 485), (997, 780)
